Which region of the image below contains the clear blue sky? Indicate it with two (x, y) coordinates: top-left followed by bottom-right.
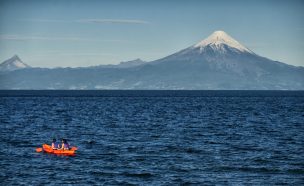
(0, 0), (303, 67)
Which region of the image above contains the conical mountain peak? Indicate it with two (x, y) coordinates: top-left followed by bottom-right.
(194, 30), (253, 53)
(0, 55), (31, 71)
(11, 54), (21, 61)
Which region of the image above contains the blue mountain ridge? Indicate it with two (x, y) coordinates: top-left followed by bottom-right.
(0, 31), (303, 90)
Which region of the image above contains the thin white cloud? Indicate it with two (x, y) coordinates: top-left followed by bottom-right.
(76, 19), (149, 24)
(35, 52), (114, 57)
(0, 35), (88, 41)
(22, 18), (149, 25)
(22, 19), (68, 23)
(0, 35), (129, 43)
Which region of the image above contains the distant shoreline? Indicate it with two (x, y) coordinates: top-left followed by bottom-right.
(1, 90), (303, 97)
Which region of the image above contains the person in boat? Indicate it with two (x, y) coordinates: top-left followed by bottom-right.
(51, 139), (60, 149)
(60, 139), (70, 150)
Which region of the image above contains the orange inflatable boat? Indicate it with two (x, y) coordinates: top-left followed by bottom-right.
(42, 144), (77, 155)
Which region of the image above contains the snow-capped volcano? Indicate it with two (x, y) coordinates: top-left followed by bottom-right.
(153, 30), (256, 64)
(144, 30), (304, 89)
(0, 55), (31, 71)
(193, 30), (253, 53)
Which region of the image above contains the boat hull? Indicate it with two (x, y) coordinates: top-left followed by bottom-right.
(42, 144), (76, 155)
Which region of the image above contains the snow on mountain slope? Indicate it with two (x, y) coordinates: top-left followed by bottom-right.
(0, 55), (31, 71)
(193, 30), (253, 53)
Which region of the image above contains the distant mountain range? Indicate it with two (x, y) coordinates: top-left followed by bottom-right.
(1, 31), (303, 90)
(91, 58), (146, 69)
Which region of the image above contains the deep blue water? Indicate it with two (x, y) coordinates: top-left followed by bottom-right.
(0, 90), (303, 185)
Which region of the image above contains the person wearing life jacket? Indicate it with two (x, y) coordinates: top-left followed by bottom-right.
(60, 139), (70, 150)
(51, 139), (59, 149)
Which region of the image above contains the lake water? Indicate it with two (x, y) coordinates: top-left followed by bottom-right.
(0, 90), (303, 185)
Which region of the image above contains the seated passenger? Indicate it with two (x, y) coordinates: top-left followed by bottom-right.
(51, 139), (59, 149)
(60, 139), (70, 150)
